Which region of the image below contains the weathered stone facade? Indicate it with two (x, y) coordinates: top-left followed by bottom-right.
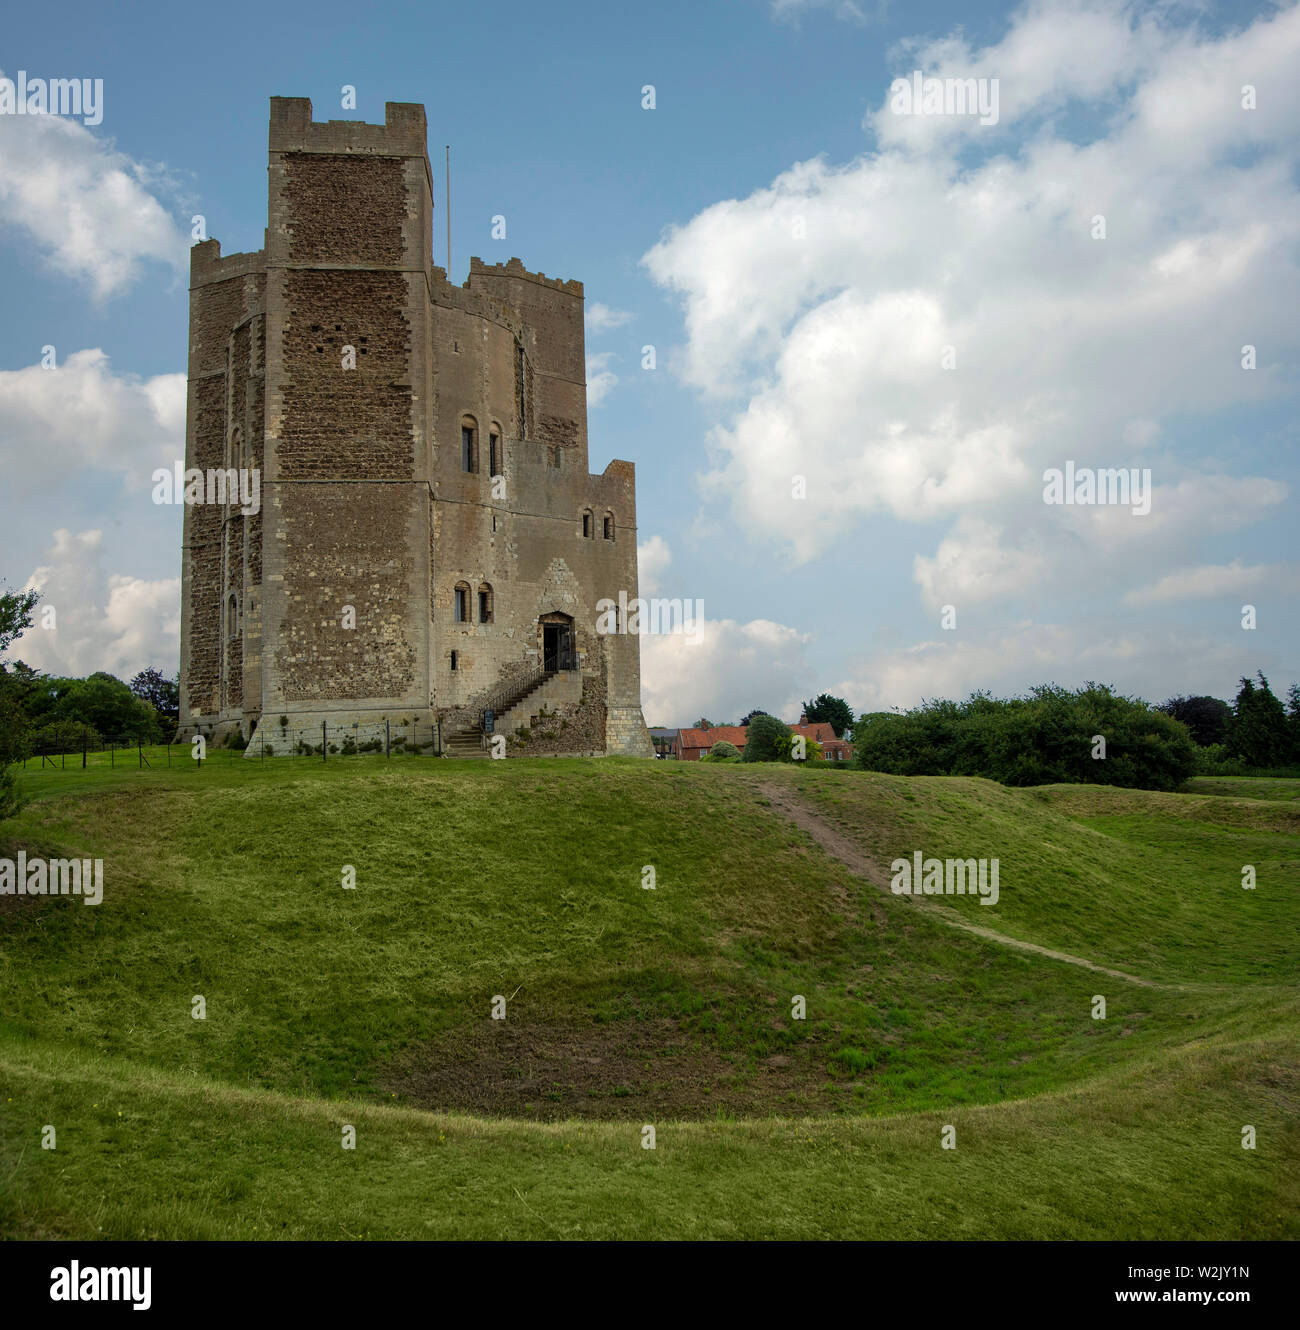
(178, 98), (653, 757)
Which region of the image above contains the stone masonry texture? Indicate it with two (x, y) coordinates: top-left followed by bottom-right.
(178, 97), (654, 758)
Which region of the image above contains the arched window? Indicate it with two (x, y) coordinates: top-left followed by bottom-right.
(478, 582), (494, 624)
(453, 582), (471, 623)
(582, 509), (594, 539)
(450, 650), (459, 672)
(603, 512), (615, 541)
(227, 593), (239, 636)
(460, 415), (478, 473)
(489, 424), (502, 478)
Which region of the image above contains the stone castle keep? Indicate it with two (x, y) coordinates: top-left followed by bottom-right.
(178, 97), (654, 757)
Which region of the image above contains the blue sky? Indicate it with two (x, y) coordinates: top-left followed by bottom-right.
(1, 0), (1296, 725)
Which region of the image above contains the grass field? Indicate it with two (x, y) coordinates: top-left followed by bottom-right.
(1, 751), (1296, 1239)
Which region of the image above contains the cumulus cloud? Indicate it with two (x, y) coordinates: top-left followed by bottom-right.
(0, 348), (186, 496)
(0, 90), (189, 298)
(640, 616), (811, 726)
(1124, 561), (1300, 607)
(643, 0), (1300, 598)
(9, 528), (179, 679)
(585, 302), (633, 332)
(637, 534), (672, 596)
(586, 352), (618, 407)
(835, 620), (1261, 716)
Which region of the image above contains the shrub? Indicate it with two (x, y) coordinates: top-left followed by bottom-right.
(743, 714), (792, 763)
(777, 733), (822, 763)
(1194, 743), (1246, 776)
(854, 683), (1197, 791)
(706, 740), (740, 760)
(31, 719), (100, 754)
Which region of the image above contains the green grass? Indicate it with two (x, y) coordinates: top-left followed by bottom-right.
(790, 768), (1298, 982)
(1, 756), (1296, 1238)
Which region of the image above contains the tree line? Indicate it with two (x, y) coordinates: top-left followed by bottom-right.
(1, 586), (179, 819)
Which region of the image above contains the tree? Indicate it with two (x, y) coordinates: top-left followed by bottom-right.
(1288, 685), (1300, 764)
(802, 692), (854, 739)
(743, 713), (792, 763)
(1156, 695), (1231, 747)
(53, 672), (163, 742)
(853, 683), (1197, 791)
(130, 667), (180, 729)
(694, 718), (712, 731)
(0, 584), (38, 825)
(738, 709), (771, 727)
(0, 584), (39, 658)
(1225, 672), (1289, 767)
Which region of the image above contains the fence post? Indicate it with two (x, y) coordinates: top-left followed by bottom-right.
(322, 719), (327, 762)
(260, 728), (264, 763)
(82, 726), (87, 769)
(385, 719), (390, 758)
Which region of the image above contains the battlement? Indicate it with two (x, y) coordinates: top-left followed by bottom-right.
(269, 96), (429, 159)
(469, 256), (583, 299)
(430, 265), (523, 336)
(190, 238), (266, 288)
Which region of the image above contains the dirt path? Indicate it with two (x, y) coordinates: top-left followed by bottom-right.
(757, 780), (1162, 988)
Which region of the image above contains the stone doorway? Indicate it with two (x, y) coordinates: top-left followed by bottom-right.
(541, 615), (576, 672)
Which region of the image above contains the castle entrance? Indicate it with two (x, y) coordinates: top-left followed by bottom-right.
(541, 616), (576, 672)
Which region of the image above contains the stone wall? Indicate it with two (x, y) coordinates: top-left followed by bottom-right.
(179, 98), (653, 759)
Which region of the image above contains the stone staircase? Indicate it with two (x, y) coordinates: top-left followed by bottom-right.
(495, 669), (583, 736)
(440, 669), (568, 758)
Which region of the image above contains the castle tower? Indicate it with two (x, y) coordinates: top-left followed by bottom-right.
(178, 98), (653, 758)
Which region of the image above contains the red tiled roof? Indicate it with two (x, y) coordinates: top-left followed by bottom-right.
(677, 725), (748, 751)
(676, 721), (849, 752)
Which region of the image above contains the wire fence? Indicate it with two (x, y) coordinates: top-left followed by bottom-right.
(16, 719), (475, 770)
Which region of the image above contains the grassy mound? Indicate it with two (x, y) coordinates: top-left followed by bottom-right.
(1, 754), (1295, 1238)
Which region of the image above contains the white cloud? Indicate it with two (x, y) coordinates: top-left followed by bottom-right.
(585, 302), (633, 332)
(643, 0), (1300, 602)
(913, 515), (1050, 609)
(0, 348), (186, 496)
(9, 528), (179, 679)
(637, 534), (672, 596)
(1124, 560), (1300, 607)
(771, 0), (876, 26)
(586, 352), (618, 407)
(640, 616), (810, 725)
(0, 94), (189, 298)
(835, 620), (1260, 715)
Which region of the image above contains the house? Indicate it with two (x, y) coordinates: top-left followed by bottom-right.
(676, 725), (749, 761)
(673, 715), (853, 762)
